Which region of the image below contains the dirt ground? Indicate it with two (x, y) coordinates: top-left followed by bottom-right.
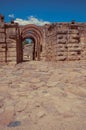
(0, 61), (86, 130)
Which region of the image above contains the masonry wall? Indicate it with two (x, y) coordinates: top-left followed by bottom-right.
(0, 22), (86, 65)
(0, 25), (17, 65)
(0, 28), (6, 64)
(44, 23), (86, 61)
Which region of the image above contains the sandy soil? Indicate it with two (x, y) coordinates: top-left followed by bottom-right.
(0, 61), (86, 130)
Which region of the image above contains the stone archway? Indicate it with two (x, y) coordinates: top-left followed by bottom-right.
(21, 24), (43, 61)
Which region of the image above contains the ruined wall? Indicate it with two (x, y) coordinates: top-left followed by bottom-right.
(0, 27), (6, 64)
(79, 28), (86, 60)
(0, 23), (19, 65)
(0, 17), (86, 65)
(44, 23), (86, 61)
(6, 39), (17, 64)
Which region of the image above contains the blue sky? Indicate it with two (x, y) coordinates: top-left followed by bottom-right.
(0, 0), (86, 24)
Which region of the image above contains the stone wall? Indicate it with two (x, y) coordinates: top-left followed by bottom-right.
(0, 20), (86, 65)
(0, 28), (6, 64)
(6, 39), (17, 64)
(80, 29), (86, 60)
(0, 24), (18, 65)
(44, 23), (86, 61)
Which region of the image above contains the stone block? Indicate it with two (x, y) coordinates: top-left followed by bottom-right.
(57, 39), (67, 44)
(7, 57), (16, 61)
(7, 51), (16, 57)
(68, 39), (79, 43)
(68, 56), (81, 60)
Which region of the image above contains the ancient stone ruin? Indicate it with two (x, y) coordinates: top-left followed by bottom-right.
(0, 14), (86, 65)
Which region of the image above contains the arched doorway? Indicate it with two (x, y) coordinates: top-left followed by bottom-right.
(21, 24), (43, 61)
(22, 38), (36, 61)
